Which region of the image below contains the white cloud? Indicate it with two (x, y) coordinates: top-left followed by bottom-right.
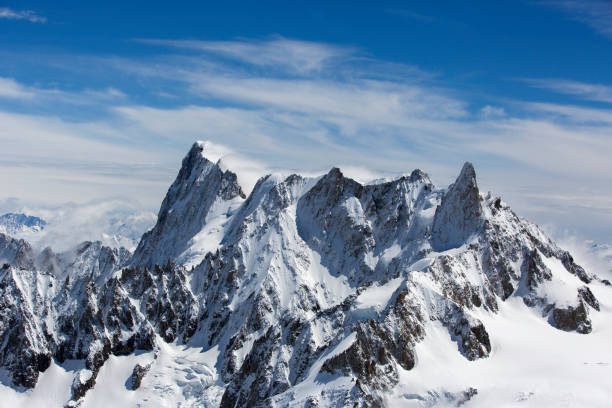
(0, 77), (35, 99)
(527, 102), (612, 124)
(480, 105), (506, 118)
(111, 103), (461, 184)
(139, 37), (355, 74)
(0, 7), (46, 23)
(0, 197), (156, 252)
(522, 78), (612, 103)
(185, 75), (468, 124)
(196, 140), (271, 195)
(0, 110), (175, 207)
(467, 117), (612, 178)
(543, 227), (612, 280)
(541, 1), (612, 39)
(82, 87), (127, 100)
(0, 76), (126, 104)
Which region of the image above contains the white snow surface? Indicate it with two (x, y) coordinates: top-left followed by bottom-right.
(536, 251), (586, 308)
(85, 341), (221, 408)
(0, 362), (80, 408)
(387, 282), (612, 407)
(354, 277), (404, 312)
(0, 341), (223, 408)
(177, 195), (243, 268)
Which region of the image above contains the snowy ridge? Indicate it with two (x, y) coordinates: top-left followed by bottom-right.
(0, 213), (46, 236)
(0, 143), (610, 407)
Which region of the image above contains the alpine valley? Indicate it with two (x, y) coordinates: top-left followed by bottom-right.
(0, 142), (610, 407)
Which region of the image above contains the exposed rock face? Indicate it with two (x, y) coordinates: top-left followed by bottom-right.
(132, 141), (246, 267)
(128, 362), (152, 390)
(432, 162), (484, 251)
(0, 144), (602, 407)
(71, 369), (96, 401)
(0, 239), (133, 390)
(0, 232), (36, 269)
(551, 302), (592, 334)
(297, 168), (434, 284)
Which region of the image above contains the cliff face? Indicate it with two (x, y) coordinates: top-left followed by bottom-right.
(0, 143), (605, 407)
(131, 141), (245, 268)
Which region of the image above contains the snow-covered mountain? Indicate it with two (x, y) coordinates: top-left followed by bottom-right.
(0, 213), (46, 235)
(0, 141), (610, 407)
(0, 201), (156, 252)
(588, 242), (612, 272)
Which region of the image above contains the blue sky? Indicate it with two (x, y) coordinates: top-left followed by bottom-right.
(1, 1), (612, 242)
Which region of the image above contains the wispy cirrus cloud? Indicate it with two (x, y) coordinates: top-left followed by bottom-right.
(541, 1), (612, 39)
(136, 37), (431, 82)
(0, 7), (46, 23)
(521, 78), (612, 103)
(0, 196), (157, 251)
(0, 76), (126, 105)
(2, 37), (612, 241)
(526, 102), (612, 124)
(138, 37), (356, 74)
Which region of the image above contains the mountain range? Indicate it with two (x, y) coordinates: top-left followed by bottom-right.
(0, 204), (156, 252)
(0, 213), (46, 236)
(0, 141), (610, 407)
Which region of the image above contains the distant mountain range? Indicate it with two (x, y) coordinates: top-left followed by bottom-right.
(0, 213), (46, 235)
(588, 242), (612, 271)
(0, 204), (156, 252)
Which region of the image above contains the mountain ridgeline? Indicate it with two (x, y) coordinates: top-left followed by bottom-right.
(0, 142), (605, 407)
(0, 213), (46, 235)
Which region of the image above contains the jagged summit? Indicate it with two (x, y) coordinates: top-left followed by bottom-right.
(431, 161), (484, 251)
(0, 145), (609, 408)
(131, 142), (246, 267)
(0, 232), (35, 269)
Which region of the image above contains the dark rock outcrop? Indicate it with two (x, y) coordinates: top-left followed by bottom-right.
(128, 362), (152, 390)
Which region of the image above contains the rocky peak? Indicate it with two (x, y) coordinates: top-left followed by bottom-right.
(158, 142), (246, 221)
(408, 168), (429, 183)
(131, 142), (246, 267)
(432, 162), (484, 251)
(63, 240), (131, 283)
(311, 167), (363, 205)
(0, 232), (35, 270)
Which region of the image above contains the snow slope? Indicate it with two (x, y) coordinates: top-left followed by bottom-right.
(389, 286), (612, 407)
